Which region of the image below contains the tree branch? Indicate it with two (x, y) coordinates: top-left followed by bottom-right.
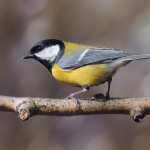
(0, 95), (149, 122)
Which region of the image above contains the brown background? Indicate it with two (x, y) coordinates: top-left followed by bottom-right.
(1, 0), (150, 150)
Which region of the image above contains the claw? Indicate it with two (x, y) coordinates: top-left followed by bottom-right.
(65, 96), (78, 107)
(65, 87), (88, 107)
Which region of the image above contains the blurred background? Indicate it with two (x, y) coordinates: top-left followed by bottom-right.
(1, 0), (150, 149)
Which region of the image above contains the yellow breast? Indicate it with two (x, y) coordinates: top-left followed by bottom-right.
(52, 63), (110, 87)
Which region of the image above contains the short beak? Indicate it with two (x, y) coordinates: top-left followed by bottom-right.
(22, 53), (33, 59)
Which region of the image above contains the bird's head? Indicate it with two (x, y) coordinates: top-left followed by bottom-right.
(23, 39), (65, 71)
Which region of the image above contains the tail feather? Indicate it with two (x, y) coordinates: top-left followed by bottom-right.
(120, 54), (150, 61)
(113, 54), (150, 70)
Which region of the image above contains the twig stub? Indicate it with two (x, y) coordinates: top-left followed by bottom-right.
(130, 106), (147, 122)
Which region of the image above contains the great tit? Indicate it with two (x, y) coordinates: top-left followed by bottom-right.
(23, 39), (150, 104)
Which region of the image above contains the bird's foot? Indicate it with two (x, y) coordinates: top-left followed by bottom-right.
(105, 92), (110, 100)
(65, 95), (78, 107)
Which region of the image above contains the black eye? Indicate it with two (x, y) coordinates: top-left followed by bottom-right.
(30, 45), (44, 54)
(37, 45), (43, 52)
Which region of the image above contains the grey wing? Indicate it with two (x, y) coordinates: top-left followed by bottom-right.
(57, 47), (130, 70)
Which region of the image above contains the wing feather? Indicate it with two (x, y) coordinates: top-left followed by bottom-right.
(57, 47), (130, 70)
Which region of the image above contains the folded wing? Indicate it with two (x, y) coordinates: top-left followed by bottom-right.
(57, 47), (136, 70)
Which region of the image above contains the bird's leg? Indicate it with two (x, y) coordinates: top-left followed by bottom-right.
(106, 77), (112, 100)
(65, 85), (89, 106)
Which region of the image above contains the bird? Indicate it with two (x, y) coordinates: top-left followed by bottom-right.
(23, 39), (150, 105)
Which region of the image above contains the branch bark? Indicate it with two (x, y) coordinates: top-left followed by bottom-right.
(0, 95), (149, 122)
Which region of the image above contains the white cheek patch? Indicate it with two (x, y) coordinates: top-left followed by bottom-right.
(35, 45), (60, 61)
